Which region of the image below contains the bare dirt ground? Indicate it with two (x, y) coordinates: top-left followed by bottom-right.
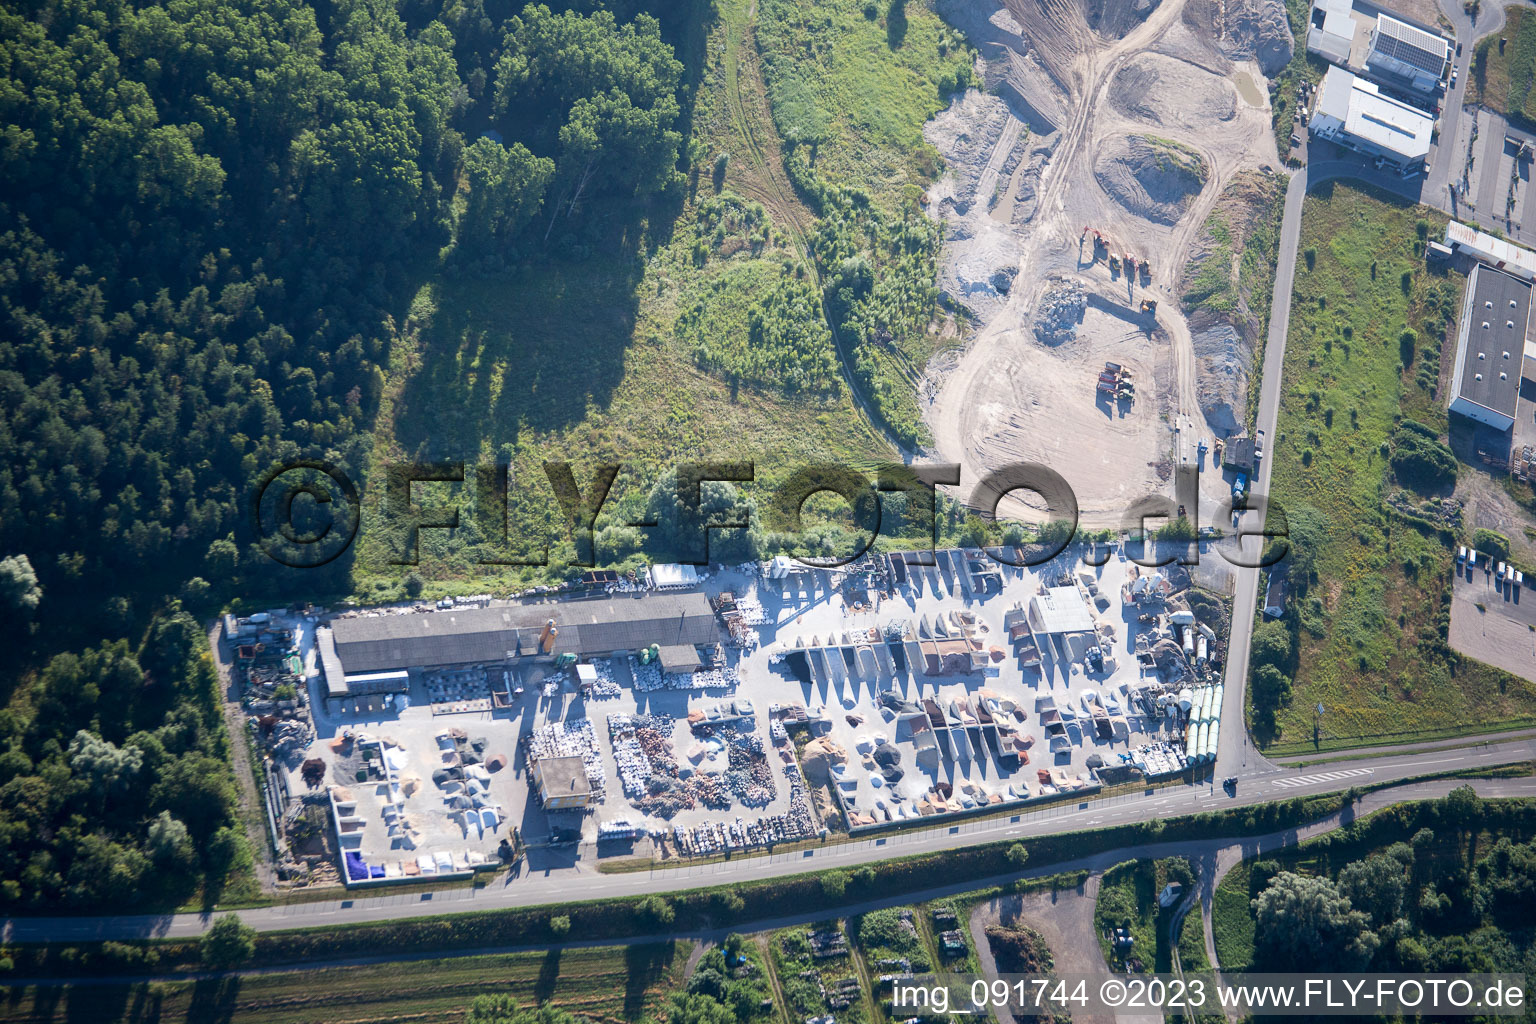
(968, 879), (1161, 1024)
(924, 0), (1289, 525)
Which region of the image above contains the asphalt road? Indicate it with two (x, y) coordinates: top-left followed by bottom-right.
(16, 775), (1535, 991)
(7, 732), (1533, 945)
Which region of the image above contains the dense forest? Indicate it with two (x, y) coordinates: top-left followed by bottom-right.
(1237, 789), (1536, 979)
(0, 0), (709, 905)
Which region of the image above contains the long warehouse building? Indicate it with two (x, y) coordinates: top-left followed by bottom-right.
(317, 592), (720, 701)
(1448, 263), (1530, 432)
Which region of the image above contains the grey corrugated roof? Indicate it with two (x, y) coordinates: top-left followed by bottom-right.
(657, 644), (704, 672)
(330, 593), (718, 674)
(1455, 264), (1527, 418)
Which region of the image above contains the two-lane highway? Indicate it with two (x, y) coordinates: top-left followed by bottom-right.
(6, 733), (1533, 944)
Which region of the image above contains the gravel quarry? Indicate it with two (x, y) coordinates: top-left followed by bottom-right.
(923, 0), (1288, 526)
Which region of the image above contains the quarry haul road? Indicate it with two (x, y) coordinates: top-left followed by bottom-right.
(5, 738), (1534, 947)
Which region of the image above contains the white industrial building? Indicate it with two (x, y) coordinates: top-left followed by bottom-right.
(1445, 221), (1536, 282)
(1448, 264), (1529, 432)
(1306, 0), (1357, 65)
(1308, 66), (1434, 168)
(1364, 14), (1450, 93)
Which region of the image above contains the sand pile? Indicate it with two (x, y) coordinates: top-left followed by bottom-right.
(1178, 172), (1287, 433)
(799, 736), (848, 786)
(1191, 323), (1249, 434)
(1093, 135), (1208, 225)
(1109, 54), (1238, 132)
(1082, 0), (1162, 38)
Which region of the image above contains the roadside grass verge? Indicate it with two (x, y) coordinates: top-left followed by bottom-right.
(1259, 180), (1536, 753)
(1211, 858), (1256, 970)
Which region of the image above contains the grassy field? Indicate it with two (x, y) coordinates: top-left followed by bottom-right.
(0, 943), (685, 1024)
(755, 0), (971, 212)
(347, 0), (971, 594)
(1211, 858), (1256, 970)
(1260, 181), (1536, 753)
(1470, 7), (1536, 128)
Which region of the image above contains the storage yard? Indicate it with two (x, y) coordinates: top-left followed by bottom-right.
(226, 542), (1232, 888)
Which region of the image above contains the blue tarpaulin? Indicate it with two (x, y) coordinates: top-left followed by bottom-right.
(344, 850), (369, 880)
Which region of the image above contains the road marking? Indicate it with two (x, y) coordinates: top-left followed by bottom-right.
(1272, 766), (1374, 788)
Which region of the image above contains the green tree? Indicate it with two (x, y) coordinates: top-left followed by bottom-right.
(0, 556), (40, 615)
(1250, 621), (1294, 671)
(200, 914), (257, 970)
(820, 871), (849, 899)
(1252, 872), (1378, 970)
(459, 136), (555, 252)
(637, 895), (675, 927)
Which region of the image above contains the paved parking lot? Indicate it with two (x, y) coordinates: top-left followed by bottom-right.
(1450, 558), (1536, 680)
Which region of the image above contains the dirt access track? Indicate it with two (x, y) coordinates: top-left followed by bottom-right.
(926, 0), (1285, 527)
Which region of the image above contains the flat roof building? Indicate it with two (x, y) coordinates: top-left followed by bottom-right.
(1445, 221), (1536, 281)
(1365, 14), (1450, 93)
(1307, 0), (1356, 65)
(532, 755), (593, 809)
(1027, 587), (1095, 635)
(323, 592), (719, 683)
(1308, 66), (1433, 167)
(1449, 264), (1529, 431)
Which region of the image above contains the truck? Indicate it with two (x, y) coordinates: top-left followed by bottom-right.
(1232, 473), (1248, 499)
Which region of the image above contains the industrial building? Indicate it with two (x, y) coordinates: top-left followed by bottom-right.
(1445, 221), (1536, 282)
(1363, 14), (1450, 93)
(1027, 586), (1097, 663)
(1306, 0), (1357, 65)
(1308, 66), (1434, 168)
(532, 755), (594, 809)
(1448, 264), (1530, 432)
(318, 592), (720, 703)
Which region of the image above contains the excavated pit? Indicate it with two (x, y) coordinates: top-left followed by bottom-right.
(1108, 53), (1238, 132)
